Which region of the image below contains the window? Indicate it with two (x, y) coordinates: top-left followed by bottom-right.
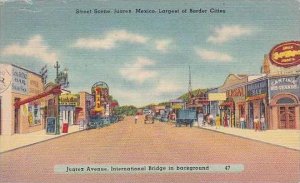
(276, 97), (295, 104)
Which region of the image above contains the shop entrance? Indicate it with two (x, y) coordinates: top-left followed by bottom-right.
(279, 106), (296, 129)
(14, 98), (20, 134)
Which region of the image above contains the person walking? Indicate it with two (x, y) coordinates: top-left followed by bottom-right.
(134, 114), (138, 124)
(240, 115), (245, 129)
(254, 116), (260, 131)
(215, 114), (221, 129)
(198, 112), (203, 127)
(260, 115), (265, 131)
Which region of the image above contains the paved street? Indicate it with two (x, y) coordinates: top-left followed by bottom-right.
(0, 116), (299, 183)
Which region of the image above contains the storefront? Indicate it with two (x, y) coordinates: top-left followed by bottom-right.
(77, 92), (94, 124)
(226, 86), (246, 128)
(246, 79), (268, 129)
(59, 93), (80, 126)
(0, 64), (46, 135)
(269, 75), (300, 129)
(219, 100), (234, 127)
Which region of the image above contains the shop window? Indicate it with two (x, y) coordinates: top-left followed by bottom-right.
(276, 97), (295, 104)
(260, 101), (265, 117)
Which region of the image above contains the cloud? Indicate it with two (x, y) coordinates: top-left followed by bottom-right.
(155, 80), (183, 94)
(154, 39), (173, 53)
(0, 0), (32, 5)
(207, 25), (254, 44)
(195, 48), (233, 62)
(1, 35), (58, 64)
(72, 30), (149, 50)
(119, 57), (157, 84)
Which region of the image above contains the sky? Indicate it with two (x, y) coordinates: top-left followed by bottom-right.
(0, 0), (299, 107)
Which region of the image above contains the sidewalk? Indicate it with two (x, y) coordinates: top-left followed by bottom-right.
(0, 125), (83, 153)
(197, 124), (300, 151)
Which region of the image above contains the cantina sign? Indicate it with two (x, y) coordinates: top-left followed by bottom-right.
(269, 41), (300, 68)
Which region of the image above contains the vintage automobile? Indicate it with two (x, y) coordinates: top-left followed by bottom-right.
(144, 114), (155, 124)
(176, 109), (197, 127)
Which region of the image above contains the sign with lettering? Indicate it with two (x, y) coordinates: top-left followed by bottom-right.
(246, 80), (268, 98)
(12, 67), (28, 94)
(0, 67), (12, 94)
(46, 117), (56, 134)
(226, 87), (245, 98)
(59, 94), (79, 106)
(270, 76), (300, 98)
(269, 41), (300, 68)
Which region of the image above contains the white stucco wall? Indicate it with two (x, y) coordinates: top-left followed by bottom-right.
(0, 64), (13, 135)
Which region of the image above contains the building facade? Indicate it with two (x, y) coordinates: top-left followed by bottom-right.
(0, 64), (45, 135)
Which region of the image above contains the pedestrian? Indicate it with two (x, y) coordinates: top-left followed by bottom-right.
(135, 114), (138, 124)
(260, 115), (265, 131)
(198, 112), (203, 128)
(254, 116), (260, 131)
(215, 114), (221, 129)
(240, 115), (245, 129)
(208, 113), (214, 126)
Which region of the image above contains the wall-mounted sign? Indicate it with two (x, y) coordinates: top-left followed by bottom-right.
(208, 93), (226, 101)
(270, 76), (300, 98)
(0, 67), (12, 94)
(269, 41), (300, 68)
(59, 94), (79, 106)
(246, 80), (268, 98)
(226, 87), (245, 98)
(12, 67), (28, 94)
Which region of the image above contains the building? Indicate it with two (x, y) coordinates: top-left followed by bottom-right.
(0, 64), (46, 135)
(77, 91), (94, 124)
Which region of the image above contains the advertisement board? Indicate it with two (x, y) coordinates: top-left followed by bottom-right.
(12, 66), (28, 94)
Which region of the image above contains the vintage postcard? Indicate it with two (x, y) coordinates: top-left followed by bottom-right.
(0, 0), (299, 182)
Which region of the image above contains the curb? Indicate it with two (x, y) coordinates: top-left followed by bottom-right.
(0, 129), (86, 155)
(197, 126), (300, 152)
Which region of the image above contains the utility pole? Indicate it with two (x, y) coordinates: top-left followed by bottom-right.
(188, 65), (192, 94)
(54, 61), (60, 84)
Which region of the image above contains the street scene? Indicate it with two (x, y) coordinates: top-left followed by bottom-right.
(0, 0), (300, 182)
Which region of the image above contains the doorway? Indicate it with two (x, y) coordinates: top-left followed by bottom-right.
(14, 98), (20, 134)
(279, 106), (296, 129)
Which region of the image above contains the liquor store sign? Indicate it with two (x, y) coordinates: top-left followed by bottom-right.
(246, 80), (268, 100)
(269, 41), (300, 68)
(12, 67), (28, 94)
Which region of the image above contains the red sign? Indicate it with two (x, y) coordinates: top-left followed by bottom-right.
(269, 41), (300, 68)
(226, 87), (245, 97)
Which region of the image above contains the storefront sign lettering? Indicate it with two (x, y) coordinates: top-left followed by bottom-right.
(12, 67), (28, 94)
(59, 94), (79, 106)
(247, 80), (268, 97)
(270, 77), (298, 91)
(226, 87), (245, 97)
(269, 41), (300, 68)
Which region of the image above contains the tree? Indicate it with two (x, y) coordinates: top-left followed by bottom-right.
(113, 105), (138, 116)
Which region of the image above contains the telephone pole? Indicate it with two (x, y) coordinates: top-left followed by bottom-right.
(54, 61), (60, 84)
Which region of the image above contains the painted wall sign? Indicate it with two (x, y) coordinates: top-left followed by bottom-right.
(226, 87), (245, 98)
(0, 67), (12, 94)
(12, 67), (28, 94)
(246, 80), (268, 97)
(269, 41), (300, 68)
(270, 76), (300, 98)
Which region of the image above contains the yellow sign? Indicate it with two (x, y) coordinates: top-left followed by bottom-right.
(172, 103), (183, 109)
(59, 94), (79, 106)
(94, 87), (102, 112)
(208, 93), (226, 101)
